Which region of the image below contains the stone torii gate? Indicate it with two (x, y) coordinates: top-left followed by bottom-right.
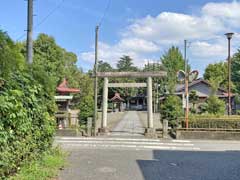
(97, 71), (167, 137)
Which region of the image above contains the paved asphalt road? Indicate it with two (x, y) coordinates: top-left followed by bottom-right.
(56, 111), (240, 180)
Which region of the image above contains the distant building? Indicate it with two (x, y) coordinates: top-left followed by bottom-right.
(127, 94), (147, 111)
(55, 78), (80, 129)
(174, 78), (235, 114)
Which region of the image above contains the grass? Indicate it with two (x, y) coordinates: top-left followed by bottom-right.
(8, 147), (67, 180)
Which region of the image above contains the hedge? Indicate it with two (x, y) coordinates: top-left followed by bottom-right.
(0, 72), (56, 177)
(178, 116), (240, 129)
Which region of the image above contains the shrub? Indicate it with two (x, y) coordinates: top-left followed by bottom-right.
(0, 71), (56, 177)
(160, 95), (183, 127)
(179, 115), (240, 129)
(206, 95), (225, 115)
(78, 94), (94, 125)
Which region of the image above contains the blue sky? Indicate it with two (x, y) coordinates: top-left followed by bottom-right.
(0, 0), (239, 76)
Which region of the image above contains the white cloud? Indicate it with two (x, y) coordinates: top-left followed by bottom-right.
(79, 42), (146, 67)
(202, 1), (240, 27)
(126, 12), (224, 44)
(190, 41), (227, 58)
(117, 38), (159, 53)
(80, 1), (240, 72)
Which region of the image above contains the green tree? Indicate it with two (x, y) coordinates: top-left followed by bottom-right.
(143, 62), (166, 72)
(98, 60), (113, 72)
(75, 74), (94, 124)
(33, 34), (65, 85)
(0, 30), (25, 78)
(206, 96), (225, 115)
(117, 55), (138, 72)
(203, 62), (227, 89)
(160, 95), (183, 127)
(232, 49), (240, 93)
(161, 46), (185, 93)
(189, 90), (199, 113)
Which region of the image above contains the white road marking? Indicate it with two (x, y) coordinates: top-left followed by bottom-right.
(56, 140), (194, 146)
(171, 140), (191, 143)
(59, 143), (200, 151)
(56, 137), (162, 142)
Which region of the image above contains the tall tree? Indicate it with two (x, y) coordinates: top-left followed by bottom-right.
(0, 30), (25, 78)
(203, 62), (227, 90)
(161, 46), (185, 93)
(98, 60), (113, 72)
(232, 49), (240, 93)
(117, 55), (138, 72)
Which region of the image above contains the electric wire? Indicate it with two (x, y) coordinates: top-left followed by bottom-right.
(98, 0), (111, 27)
(16, 0), (65, 41)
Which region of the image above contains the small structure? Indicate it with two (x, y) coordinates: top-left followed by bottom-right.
(110, 93), (124, 112)
(127, 94), (147, 110)
(55, 78), (80, 129)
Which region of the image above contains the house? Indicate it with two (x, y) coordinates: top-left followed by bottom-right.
(175, 78), (235, 113)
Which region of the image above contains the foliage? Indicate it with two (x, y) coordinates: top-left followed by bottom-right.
(32, 33), (80, 91)
(232, 49), (240, 93)
(0, 71), (56, 178)
(98, 60), (113, 72)
(180, 116), (240, 129)
(161, 46), (186, 93)
(75, 74), (94, 124)
(206, 95), (225, 115)
(143, 62), (166, 72)
(0, 30), (25, 79)
(117, 55), (138, 72)
(79, 95), (94, 125)
(203, 62), (227, 90)
(189, 90), (199, 113)
(9, 147), (66, 180)
(160, 95), (183, 127)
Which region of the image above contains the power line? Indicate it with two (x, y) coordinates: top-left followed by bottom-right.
(16, 0), (65, 41)
(98, 0), (111, 27)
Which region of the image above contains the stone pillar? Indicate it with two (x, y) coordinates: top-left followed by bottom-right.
(162, 119), (168, 139)
(87, 117), (92, 137)
(98, 77), (109, 134)
(147, 77), (153, 128)
(145, 77), (156, 138)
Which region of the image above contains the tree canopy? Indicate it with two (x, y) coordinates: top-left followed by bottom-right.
(0, 30), (25, 78)
(117, 55), (138, 72)
(161, 46), (185, 93)
(232, 49), (240, 93)
(203, 62), (227, 90)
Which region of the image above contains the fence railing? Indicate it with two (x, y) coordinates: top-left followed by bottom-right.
(177, 117), (240, 130)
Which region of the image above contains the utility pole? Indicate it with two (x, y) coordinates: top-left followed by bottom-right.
(26, 0), (33, 64)
(93, 25), (99, 135)
(184, 40), (189, 128)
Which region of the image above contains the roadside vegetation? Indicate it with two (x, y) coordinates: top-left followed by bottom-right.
(0, 30), (74, 178)
(9, 147), (66, 180)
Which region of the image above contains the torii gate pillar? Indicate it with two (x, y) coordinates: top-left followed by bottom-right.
(98, 77), (109, 134)
(145, 76), (156, 138)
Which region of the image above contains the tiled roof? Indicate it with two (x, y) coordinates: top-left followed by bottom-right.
(56, 78), (80, 93)
(110, 93), (124, 102)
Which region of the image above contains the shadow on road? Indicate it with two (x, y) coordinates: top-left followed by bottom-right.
(137, 150), (240, 180)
